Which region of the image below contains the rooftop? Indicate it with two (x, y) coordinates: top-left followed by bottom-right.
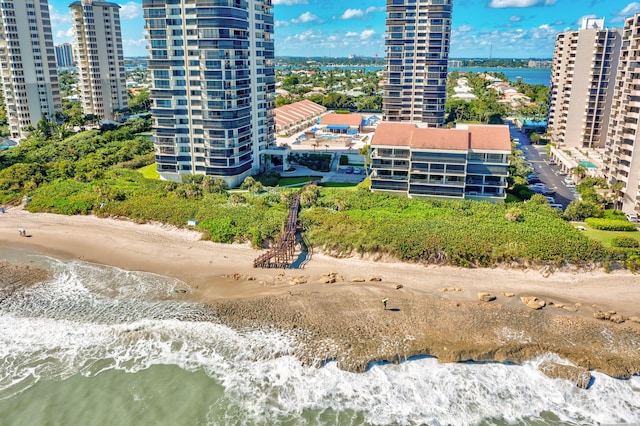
(320, 113), (363, 127)
(372, 122), (511, 152)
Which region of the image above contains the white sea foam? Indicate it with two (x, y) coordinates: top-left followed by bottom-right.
(1, 256), (640, 425)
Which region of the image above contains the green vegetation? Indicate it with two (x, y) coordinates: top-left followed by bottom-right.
(277, 176), (322, 186)
(584, 218), (638, 232)
(2, 126), (639, 270)
(288, 153), (332, 172)
(580, 225), (640, 248)
(138, 163), (160, 180)
(300, 188), (610, 267)
(611, 236), (640, 249)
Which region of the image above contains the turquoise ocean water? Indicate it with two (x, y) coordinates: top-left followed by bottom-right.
(1, 248), (639, 425)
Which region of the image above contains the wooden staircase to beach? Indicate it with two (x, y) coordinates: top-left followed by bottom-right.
(253, 183), (313, 269)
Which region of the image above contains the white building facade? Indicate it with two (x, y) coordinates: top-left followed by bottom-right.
(0, 0), (61, 141)
(141, 0), (276, 187)
(604, 14), (640, 216)
(548, 18), (621, 149)
(383, 0), (452, 127)
(70, 0), (128, 121)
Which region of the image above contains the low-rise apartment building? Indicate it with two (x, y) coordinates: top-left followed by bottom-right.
(370, 122), (511, 201)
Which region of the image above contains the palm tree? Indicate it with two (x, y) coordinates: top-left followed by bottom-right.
(571, 165), (587, 182)
(610, 181), (625, 210)
(359, 143), (371, 176)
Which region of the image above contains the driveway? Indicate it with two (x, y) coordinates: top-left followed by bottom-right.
(509, 125), (578, 208)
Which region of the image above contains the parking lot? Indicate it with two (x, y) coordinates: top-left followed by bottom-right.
(509, 123), (579, 209)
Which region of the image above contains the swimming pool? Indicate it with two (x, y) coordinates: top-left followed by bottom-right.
(579, 161), (597, 169)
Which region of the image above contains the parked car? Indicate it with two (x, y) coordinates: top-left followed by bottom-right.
(344, 166), (354, 174)
(528, 175), (541, 184)
(549, 203), (564, 211)
(563, 177), (574, 185)
(626, 213), (639, 223)
(546, 196), (556, 203)
(542, 188), (556, 196)
(353, 167), (364, 174)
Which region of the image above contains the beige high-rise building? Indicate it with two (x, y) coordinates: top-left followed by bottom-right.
(0, 0), (62, 141)
(70, 0), (128, 121)
(604, 14), (640, 217)
(383, 0), (452, 127)
(548, 18), (621, 149)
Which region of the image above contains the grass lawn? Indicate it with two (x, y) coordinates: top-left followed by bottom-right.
(138, 164), (160, 180)
(277, 176), (322, 186)
(573, 222), (640, 247)
(320, 182), (359, 188)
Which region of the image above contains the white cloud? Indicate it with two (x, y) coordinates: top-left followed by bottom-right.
(360, 29), (375, 40)
(275, 20), (290, 28)
(509, 15), (522, 22)
(450, 24), (558, 57)
(55, 28), (74, 39)
(365, 6), (385, 14)
(340, 6), (384, 20)
(123, 38), (147, 48)
(273, 0), (308, 4)
(291, 12), (321, 24)
(488, 0), (557, 8)
(119, 2), (142, 20)
(458, 25), (473, 32)
(345, 32), (358, 37)
(611, 2), (640, 23)
(48, 5), (71, 26)
(341, 9), (364, 20)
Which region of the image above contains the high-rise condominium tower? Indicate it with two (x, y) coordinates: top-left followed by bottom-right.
(548, 18), (621, 149)
(70, 0), (128, 121)
(0, 0), (61, 141)
(383, 0), (452, 126)
(55, 43), (75, 68)
(141, 0), (276, 186)
(604, 14), (640, 216)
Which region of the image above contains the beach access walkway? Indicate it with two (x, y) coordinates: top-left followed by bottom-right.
(253, 183), (314, 268)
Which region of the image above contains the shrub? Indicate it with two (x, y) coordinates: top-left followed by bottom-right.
(505, 207), (523, 222)
(339, 155), (349, 165)
(585, 218), (638, 232)
(564, 201), (604, 221)
(611, 236), (640, 248)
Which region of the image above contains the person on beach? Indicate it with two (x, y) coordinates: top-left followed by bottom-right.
(382, 298), (388, 310)
(18, 228), (25, 237)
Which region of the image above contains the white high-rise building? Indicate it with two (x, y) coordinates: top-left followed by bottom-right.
(0, 0), (62, 141)
(548, 18), (621, 149)
(70, 0), (128, 121)
(604, 14), (640, 217)
(141, 0), (276, 187)
(383, 0), (452, 126)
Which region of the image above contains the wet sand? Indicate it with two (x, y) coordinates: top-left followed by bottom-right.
(1, 206), (640, 378)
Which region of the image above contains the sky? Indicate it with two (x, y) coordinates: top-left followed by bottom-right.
(47, 0), (640, 59)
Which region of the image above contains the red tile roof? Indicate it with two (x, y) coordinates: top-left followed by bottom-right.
(320, 113), (363, 126)
(372, 122), (511, 151)
(275, 100), (326, 127)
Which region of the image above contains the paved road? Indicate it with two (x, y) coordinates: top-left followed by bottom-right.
(508, 124), (578, 208)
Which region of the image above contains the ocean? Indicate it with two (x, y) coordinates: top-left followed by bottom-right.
(1, 248), (639, 426)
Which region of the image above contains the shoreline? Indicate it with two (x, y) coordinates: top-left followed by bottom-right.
(1, 206), (640, 379)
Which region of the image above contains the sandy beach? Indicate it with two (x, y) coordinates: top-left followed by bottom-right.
(2, 206), (640, 379)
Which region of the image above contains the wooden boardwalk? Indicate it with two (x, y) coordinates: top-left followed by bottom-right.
(253, 183), (312, 268)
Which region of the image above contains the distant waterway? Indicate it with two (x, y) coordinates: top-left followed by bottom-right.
(276, 65), (551, 85)
(450, 67), (551, 86)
